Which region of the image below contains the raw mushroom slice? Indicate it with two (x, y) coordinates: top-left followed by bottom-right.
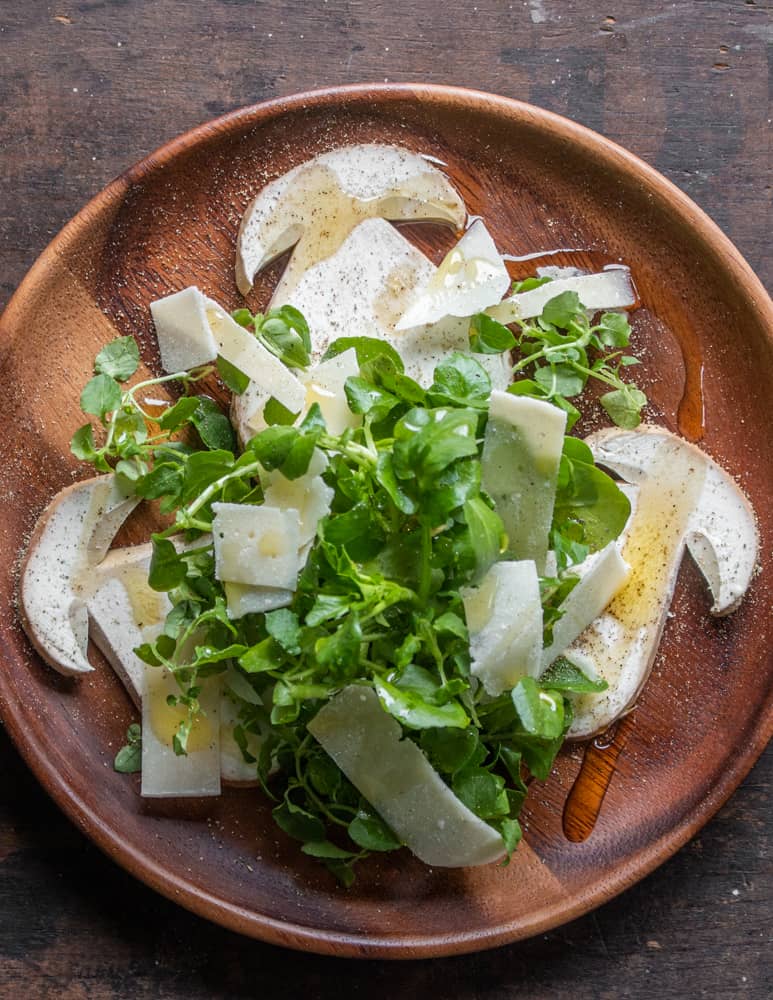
(564, 426), (758, 739)
(462, 560), (543, 697)
(590, 427), (759, 616)
(88, 574), (166, 706)
(308, 686), (505, 867)
(395, 219), (510, 330)
(232, 148), (514, 437)
(236, 143), (466, 296)
(19, 476), (139, 676)
(481, 390), (567, 573)
(487, 267), (636, 325)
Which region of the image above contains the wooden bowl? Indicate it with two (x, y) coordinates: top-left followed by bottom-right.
(0, 84), (771, 959)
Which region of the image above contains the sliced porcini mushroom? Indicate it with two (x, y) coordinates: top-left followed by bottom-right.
(308, 685), (505, 867)
(564, 426), (758, 739)
(395, 218), (510, 330)
(19, 476), (139, 676)
(233, 150), (520, 436)
(481, 390), (567, 573)
(487, 267), (636, 325)
(462, 560), (543, 697)
(236, 144), (466, 296)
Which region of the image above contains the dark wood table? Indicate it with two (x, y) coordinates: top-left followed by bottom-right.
(1, 2), (770, 996)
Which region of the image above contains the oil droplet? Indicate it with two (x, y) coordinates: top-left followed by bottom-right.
(677, 360), (706, 442)
(147, 668), (213, 752)
(563, 716), (634, 842)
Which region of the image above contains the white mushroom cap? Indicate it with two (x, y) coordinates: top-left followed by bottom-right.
(564, 426), (758, 739)
(19, 476), (139, 676)
(236, 144), (466, 295)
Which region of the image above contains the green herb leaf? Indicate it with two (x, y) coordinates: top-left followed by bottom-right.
(81, 373), (122, 418)
(374, 676), (469, 730)
(190, 396), (237, 451)
(264, 608), (302, 655)
(113, 723), (142, 773)
(94, 336), (140, 382)
(348, 810), (401, 851)
(216, 355), (250, 394)
(469, 313), (516, 355)
(511, 677), (565, 740)
(540, 656), (608, 693)
(600, 386), (647, 428)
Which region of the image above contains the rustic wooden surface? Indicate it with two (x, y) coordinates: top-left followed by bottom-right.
(0, 1), (770, 997)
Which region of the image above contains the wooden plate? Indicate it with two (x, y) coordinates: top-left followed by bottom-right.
(0, 84), (771, 959)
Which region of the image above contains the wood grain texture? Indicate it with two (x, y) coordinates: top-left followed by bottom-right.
(0, 0), (771, 996)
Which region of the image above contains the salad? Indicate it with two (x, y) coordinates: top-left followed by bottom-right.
(19, 145), (757, 885)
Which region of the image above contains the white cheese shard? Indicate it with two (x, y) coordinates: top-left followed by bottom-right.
(488, 268), (636, 324)
(150, 286), (218, 373)
(219, 684), (263, 785)
(308, 686), (505, 867)
(481, 391), (567, 572)
(141, 665), (222, 798)
(462, 560), (543, 696)
(204, 299), (307, 413)
(539, 541), (631, 673)
(300, 349), (361, 436)
(150, 287), (307, 441)
(261, 448), (333, 547)
(396, 219), (510, 330)
(223, 581), (294, 620)
(211, 502), (302, 590)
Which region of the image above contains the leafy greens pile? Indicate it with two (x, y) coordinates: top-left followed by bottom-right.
(72, 288), (641, 885)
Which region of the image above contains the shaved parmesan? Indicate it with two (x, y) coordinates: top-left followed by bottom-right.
(481, 391), (566, 572)
(212, 502), (302, 589)
(223, 581), (294, 619)
(300, 349), (361, 436)
(308, 686), (504, 867)
(141, 665), (221, 798)
(488, 268), (636, 324)
(204, 300), (307, 415)
(396, 219), (510, 329)
(150, 286), (218, 373)
(463, 560), (543, 696)
(261, 449), (333, 547)
(219, 688), (262, 785)
(539, 541), (631, 673)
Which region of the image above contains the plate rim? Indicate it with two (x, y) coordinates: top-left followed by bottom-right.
(1, 82), (771, 959)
